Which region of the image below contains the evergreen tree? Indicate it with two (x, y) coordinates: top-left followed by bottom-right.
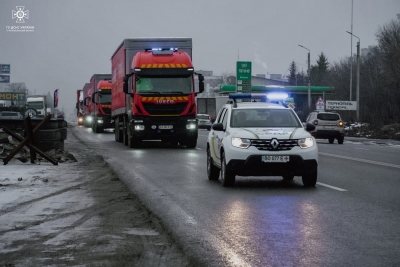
(286, 61), (297, 85)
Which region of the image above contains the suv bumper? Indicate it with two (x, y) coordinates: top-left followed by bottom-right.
(227, 156), (317, 177)
(312, 130), (344, 139)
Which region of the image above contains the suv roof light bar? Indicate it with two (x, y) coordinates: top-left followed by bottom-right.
(229, 93), (267, 108)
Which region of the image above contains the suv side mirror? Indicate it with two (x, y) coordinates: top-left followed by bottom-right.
(305, 122), (316, 132)
(212, 123), (224, 131)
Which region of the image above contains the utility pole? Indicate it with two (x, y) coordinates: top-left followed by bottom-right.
(298, 45), (311, 109)
(347, 31), (360, 122)
(350, 0), (353, 101)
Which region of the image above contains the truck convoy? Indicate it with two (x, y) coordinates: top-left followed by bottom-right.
(76, 89), (84, 125)
(87, 74), (112, 133)
(111, 38), (204, 148)
(81, 83), (91, 127)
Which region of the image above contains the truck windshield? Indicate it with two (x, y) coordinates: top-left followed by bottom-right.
(27, 101), (43, 109)
(99, 92), (111, 104)
(136, 76), (193, 94)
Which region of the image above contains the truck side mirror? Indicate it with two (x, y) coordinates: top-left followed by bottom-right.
(123, 76), (129, 94)
(198, 73), (204, 93)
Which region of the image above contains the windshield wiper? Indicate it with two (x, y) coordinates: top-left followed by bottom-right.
(161, 91), (184, 94)
(139, 92), (160, 94)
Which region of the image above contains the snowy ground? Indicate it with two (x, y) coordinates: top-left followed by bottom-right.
(0, 125), (193, 267)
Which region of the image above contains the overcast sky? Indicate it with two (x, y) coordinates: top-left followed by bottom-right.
(0, 0), (399, 113)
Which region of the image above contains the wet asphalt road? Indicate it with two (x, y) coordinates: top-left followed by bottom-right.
(73, 124), (400, 267)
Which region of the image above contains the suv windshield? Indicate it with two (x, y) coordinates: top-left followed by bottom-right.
(317, 113), (340, 120)
(231, 109), (302, 128)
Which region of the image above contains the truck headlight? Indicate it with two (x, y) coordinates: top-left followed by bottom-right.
(135, 125), (145, 130)
(97, 119), (103, 124)
(86, 116), (93, 122)
(232, 138), (251, 148)
(298, 138), (314, 148)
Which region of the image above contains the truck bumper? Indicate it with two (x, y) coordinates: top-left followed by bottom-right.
(129, 116), (198, 141)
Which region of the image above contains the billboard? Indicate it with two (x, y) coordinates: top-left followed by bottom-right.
(0, 92), (26, 101)
(0, 64), (11, 74)
(0, 75), (10, 83)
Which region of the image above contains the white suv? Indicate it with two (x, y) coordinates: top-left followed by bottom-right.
(305, 111), (345, 144)
(207, 93), (318, 187)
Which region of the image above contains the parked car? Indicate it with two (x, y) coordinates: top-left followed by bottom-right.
(0, 111), (24, 120)
(207, 93), (318, 187)
(305, 110), (345, 144)
(196, 114), (212, 130)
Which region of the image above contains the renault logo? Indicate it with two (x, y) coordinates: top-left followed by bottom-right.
(270, 138), (280, 150)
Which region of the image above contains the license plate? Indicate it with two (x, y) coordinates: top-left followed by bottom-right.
(159, 125), (173, 129)
(262, 155), (289, 163)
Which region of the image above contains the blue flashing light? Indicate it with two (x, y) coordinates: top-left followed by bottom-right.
(266, 92), (289, 100)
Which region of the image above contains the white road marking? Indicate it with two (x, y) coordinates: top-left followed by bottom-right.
(320, 152), (400, 169)
(196, 147), (202, 150)
(317, 182), (348, 191)
(354, 148), (370, 150)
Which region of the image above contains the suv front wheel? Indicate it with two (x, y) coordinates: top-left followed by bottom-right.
(207, 147), (220, 180)
(302, 172), (317, 187)
(221, 152), (235, 187)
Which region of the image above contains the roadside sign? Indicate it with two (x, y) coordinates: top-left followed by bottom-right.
(0, 64), (10, 74)
(315, 96), (325, 110)
(0, 92), (26, 101)
(326, 100), (357, 110)
(0, 75), (10, 83)
(236, 61), (251, 92)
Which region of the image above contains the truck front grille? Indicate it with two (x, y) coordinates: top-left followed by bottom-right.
(142, 103), (188, 115)
(251, 139), (298, 151)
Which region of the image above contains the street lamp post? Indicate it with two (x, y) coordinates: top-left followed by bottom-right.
(346, 31), (360, 122)
(298, 45), (311, 109)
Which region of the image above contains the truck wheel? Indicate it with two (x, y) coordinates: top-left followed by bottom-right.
(115, 118), (122, 142)
(302, 172), (317, 187)
(207, 147), (219, 180)
(221, 152), (235, 187)
(92, 122), (97, 133)
(337, 137), (344, 144)
(328, 138), (334, 144)
(123, 117), (128, 146)
(185, 137), (197, 148)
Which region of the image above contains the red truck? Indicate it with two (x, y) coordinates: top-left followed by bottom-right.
(76, 89), (84, 125)
(88, 74), (112, 133)
(111, 38), (204, 148)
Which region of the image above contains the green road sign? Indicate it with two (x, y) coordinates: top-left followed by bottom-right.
(236, 61), (252, 92)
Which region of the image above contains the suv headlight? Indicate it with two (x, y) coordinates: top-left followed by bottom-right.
(298, 138), (314, 148)
(232, 137), (251, 149)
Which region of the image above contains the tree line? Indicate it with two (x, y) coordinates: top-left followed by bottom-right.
(287, 19), (400, 127)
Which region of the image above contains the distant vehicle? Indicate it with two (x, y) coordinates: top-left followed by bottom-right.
(0, 111), (24, 120)
(196, 114), (212, 130)
(81, 83), (91, 127)
(76, 89), (84, 126)
(207, 93), (318, 187)
(111, 37), (204, 148)
(88, 75), (112, 133)
(26, 95), (51, 118)
(305, 110), (345, 144)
